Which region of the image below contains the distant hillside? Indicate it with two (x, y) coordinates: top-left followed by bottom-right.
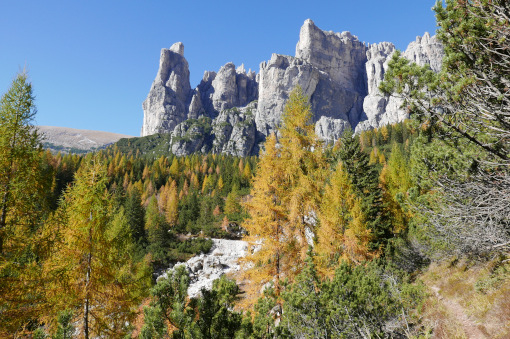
(37, 126), (134, 154)
(107, 133), (173, 157)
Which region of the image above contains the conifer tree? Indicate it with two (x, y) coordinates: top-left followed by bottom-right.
(224, 188), (241, 219)
(279, 86), (326, 269)
(0, 72), (50, 334)
(42, 158), (151, 338)
(381, 0), (510, 254)
(338, 128), (391, 251)
(243, 134), (287, 297)
(380, 143), (412, 233)
(243, 87), (326, 299)
(145, 194), (169, 263)
(316, 162), (354, 274)
(281, 251), (328, 338)
(124, 186), (146, 246)
(242, 162), (252, 181)
(0, 72), (45, 252)
(316, 161), (374, 273)
(165, 180), (179, 227)
(342, 197), (373, 264)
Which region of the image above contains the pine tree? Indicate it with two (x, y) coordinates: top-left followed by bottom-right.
(141, 265), (193, 337)
(281, 251), (328, 338)
(381, 0), (510, 254)
(124, 186), (146, 246)
(338, 128), (391, 251)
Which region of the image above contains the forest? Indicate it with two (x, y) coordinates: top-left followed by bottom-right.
(1, 1), (509, 338)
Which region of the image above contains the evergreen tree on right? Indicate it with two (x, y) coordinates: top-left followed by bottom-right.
(337, 128), (392, 251)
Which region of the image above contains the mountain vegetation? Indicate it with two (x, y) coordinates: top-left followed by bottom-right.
(0, 0), (509, 337)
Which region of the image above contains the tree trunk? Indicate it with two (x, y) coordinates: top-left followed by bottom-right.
(84, 213), (93, 339)
(84, 251), (91, 339)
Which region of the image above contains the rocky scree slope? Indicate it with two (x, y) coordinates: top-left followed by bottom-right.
(141, 19), (443, 156)
(158, 239), (248, 298)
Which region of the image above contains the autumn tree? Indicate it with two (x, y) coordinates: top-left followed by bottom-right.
(243, 87), (326, 299)
(316, 162), (372, 275)
(0, 72), (46, 251)
(224, 187), (242, 220)
(243, 134), (287, 297)
(0, 72), (51, 334)
(380, 143), (412, 234)
(279, 86), (327, 265)
(165, 180), (179, 227)
(42, 157), (151, 338)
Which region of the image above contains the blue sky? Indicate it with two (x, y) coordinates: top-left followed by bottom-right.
(0, 1), (438, 136)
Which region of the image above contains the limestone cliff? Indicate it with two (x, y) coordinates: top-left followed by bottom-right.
(141, 42), (191, 137)
(141, 20), (443, 155)
(257, 19), (368, 138)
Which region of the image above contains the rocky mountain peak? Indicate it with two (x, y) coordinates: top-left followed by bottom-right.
(236, 64), (246, 74)
(295, 19), (367, 92)
(403, 32), (443, 72)
(141, 43), (191, 137)
(141, 19), (444, 155)
(357, 31), (443, 133)
(169, 41), (184, 56)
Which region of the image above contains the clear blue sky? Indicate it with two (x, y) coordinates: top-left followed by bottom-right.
(0, 1), (438, 136)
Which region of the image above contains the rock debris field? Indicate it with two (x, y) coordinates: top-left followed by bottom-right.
(158, 239), (248, 298)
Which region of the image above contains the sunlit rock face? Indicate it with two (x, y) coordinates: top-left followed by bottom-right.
(357, 33), (444, 133)
(141, 42), (191, 137)
(141, 20), (443, 155)
(256, 19), (368, 138)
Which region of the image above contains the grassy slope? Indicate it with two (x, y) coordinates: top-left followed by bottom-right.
(416, 257), (510, 338)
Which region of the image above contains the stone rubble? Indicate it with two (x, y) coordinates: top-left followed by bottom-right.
(158, 238), (248, 298)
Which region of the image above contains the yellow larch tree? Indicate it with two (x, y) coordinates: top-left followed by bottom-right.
(242, 87), (327, 302)
(242, 134), (288, 299)
(165, 180), (179, 227)
(169, 157), (179, 178)
(42, 157), (151, 338)
(316, 160), (374, 272)
(279, 86), (326, 272)
(380, 143), (412, 233)
(242, 162), (252, 181)
(341, 197), (374, 265)
(0, 72), (51, 335)
(315, 162), (354, 277)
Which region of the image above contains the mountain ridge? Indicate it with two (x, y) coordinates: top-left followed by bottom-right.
(141, 19), (443, 156)
(38, 125), (133, 153)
